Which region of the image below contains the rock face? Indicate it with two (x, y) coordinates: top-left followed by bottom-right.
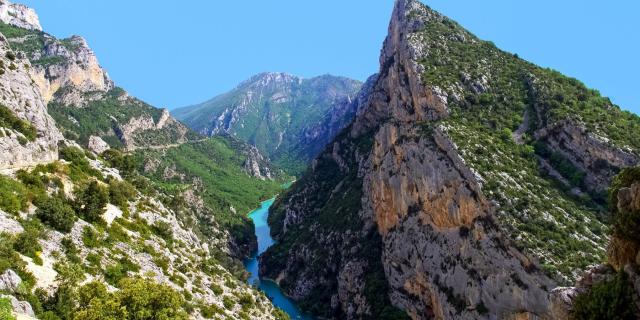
(87, 135), (109, 154)
(0, 269), (21, 292)
(261, 1), (640, 319)
(0, 8), (194, 151)
(242, 145), (272, 180)
(174, 72), (362, 174)
(0, 33), (62, 169)
(0, 0), (41, 31)
(29, 35), (114, 104)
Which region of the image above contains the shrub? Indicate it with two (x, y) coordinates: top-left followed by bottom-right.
(5, 51), (15, 61)
(222, 296), (235, 309)
(36, 195), (76, 232)
(572, 271), (635, 320)
(0, 297), (15, 320)
(75, 181), (108, 223)
(0, 174), (28, 214)
(151, 221), (173, 243)
(108, 179), (136, 209)
(74, 278), (188, 320)
(609, 167), (640, 242)
(0, 105), (35, 142)
(81, 226), (104, 248)
(102, 150), (137, 178)
(59, 146), (102, 181)
(13, 219), (44, 264)
(104, 257), (139, 286)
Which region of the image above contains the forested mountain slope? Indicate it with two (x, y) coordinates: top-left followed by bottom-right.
(174, 73), (362, 174)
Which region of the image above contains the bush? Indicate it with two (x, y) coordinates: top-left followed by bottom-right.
(572, 271), (635, 320)
(0, 105), (36, 142)
(151, 221), (173, 243)
(74, 278), (189, 320)
(609, 167), (640, 242)
(13, 219), (44, 264)
(0, 297), (15, 320)
(104, 257), (139, 286)
(81, 226), (104, 248)
(0, 174), (28, 214)
(75, 181), (108, 223)
(36, 195), (76, 232)
(108, 179), (137, 209)
(102, 150), (137, 178)
(59, 146), (102, 181)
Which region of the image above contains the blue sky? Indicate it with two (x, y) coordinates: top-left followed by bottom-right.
(20, 1), (639, 113)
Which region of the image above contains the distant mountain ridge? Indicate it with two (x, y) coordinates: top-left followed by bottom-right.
(173, 72), (362, 174)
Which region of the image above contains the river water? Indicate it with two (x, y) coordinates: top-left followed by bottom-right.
(243, 198), (314, 319)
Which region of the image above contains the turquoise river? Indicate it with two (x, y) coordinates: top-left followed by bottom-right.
(243, 198), (314, 319)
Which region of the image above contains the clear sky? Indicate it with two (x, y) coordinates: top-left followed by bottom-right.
(19, 1), (639, 114)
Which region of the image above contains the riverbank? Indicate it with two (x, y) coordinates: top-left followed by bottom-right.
(243, 198), (314, 319)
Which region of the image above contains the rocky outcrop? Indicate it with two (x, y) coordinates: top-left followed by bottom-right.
(242, 145), (272, 180)
(533, 116), (639, 194)
(0, 0), (41, 31)
(29, 34), (114, 105)
(0, 269), (21, 292)
(87, 135), (109, 154)
(0, 33), (62, 169)
(0, 294), (35, 318)
(116, 108), (189, 150)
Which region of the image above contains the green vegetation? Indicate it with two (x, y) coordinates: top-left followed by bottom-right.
(13, 219), (45, 265)
(35, 194), (76, 232)
(406, 12), (625, 282)
(173, 74), (361, 175)
(608, 167), (640, 242)
(0, 104), (37, 141)
(134, 137), (285, 256)
(74, 181), (109, 223)
(572, 271), (635, 320)
(0, 297), (15, 320)
(48, 88), (197, 149)
(0, 22), (46, 57)
(0, 174), (29, 214)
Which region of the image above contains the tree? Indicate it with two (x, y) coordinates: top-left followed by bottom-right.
(75, 181), (108, 223)
(36, 195), (76, 232)
(73, 278), (188, 320)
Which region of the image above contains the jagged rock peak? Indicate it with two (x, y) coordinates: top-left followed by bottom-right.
(237, 72), (301, 89)
(0, 0), (41, 31)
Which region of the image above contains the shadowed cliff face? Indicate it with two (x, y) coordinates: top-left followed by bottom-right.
(260, 0), (640, 319)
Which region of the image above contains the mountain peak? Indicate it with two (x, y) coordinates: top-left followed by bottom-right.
(0, 0), (41, 31)
(238, 72), (300, 89)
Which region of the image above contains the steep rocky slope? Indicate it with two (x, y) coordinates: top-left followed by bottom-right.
(260, 0), (640, 319)
(174, 73), (362, 174)
(134, 136), (288, 258)
(0, 2), (290, 318)
(0, 7), (195, 151)
(0, 31), (62, 170)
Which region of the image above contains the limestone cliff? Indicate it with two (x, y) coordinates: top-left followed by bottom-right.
(0, 0), (40, 31)
(261, 0), (640, 319)
(0, 33), (62, 169)
(0, 2), (194, 151)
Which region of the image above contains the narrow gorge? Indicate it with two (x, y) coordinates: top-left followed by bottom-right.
(0, 0), (638, 319)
